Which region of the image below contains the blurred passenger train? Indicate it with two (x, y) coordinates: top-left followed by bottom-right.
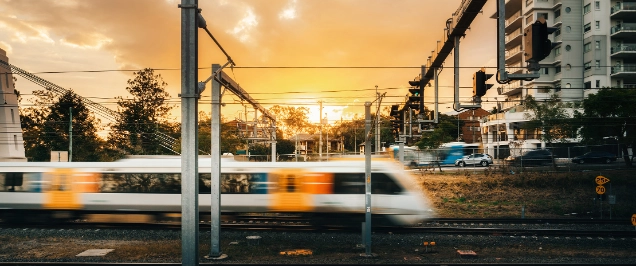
(0, 157), (436, 226)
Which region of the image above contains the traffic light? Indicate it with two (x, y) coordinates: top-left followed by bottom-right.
(407, 80), (422, 112)
(390, 106), (403, 139)
(524, 17), (557, 63)
(473, 68), (494, 97)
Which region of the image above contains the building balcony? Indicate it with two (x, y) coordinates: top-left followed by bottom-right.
(611, 44), (636, 58)
(611, 2), (636, 20)
(611, 23), (636, 40)
(497, 80), (524, 96)
(507, 62), (524, 74)
(505, 45), (523, 63)
(505, 11), (522, 34)
(505, 28), (523, 48)
(611, 64), (636, 78)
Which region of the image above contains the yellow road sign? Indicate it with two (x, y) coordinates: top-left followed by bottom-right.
(596, 185), (606, 195)
(632, 214), (636, 226)
(595, 176), (610, 185)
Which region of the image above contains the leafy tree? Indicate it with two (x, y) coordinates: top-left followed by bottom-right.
(197, 112), (245, 155)
(574, 88), (636, 166)
(269, 105), (311, 139)
(523, 93), (579, 168)
(20, 90), (107, 161)
(276, 139), (295, 155)
(108, 68), (177, 155)
(416, 113), (460, 149)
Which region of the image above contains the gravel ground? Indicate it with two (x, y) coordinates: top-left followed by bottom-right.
(1, 226), (635, 264)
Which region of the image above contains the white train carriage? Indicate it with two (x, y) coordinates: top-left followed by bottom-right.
(0, 158), (436, 225)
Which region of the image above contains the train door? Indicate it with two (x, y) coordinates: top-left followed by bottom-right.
(42, 168), (82, 210)
(269, 169), (312, 212)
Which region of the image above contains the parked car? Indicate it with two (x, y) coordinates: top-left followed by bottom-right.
(455, 153), (493, 167)
(571, 151), (617, 164)
(504, 149), (553, 166)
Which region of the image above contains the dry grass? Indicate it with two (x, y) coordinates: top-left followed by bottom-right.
(413, 168), (636, 218)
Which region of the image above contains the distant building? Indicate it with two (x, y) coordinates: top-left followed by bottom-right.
(458, 108), (491, 144)
(0, 48), (26, 162)
(482, 0), (624, 158)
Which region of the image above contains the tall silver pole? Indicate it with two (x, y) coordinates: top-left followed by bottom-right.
(319, 100), (323, 161)
(209, 64), (224, 258)
(271, 121), (277, 162)
(68, 107), (72, 162)
(180, 0), (199, 264)
(453, 35), (461, 112)
(363, 101), (373, 256)
(434, 67), (439, 123)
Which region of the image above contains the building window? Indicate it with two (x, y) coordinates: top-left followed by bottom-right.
(596, 60), (601, 69)
(584, 81), (592, 89)
(584, 23), (591, 33)
(595, 41), (601, 49)
(526, 0), (533, 7)
(584, 61), (592, 71)
(554, 28), (561, 37)
(543, 68), (549, 74)
(565, 44), (571, 51)
(595, 21), (600, 29)
(584, 42), (592, 53)
(555, 9), (561, 19)
(538, 13), (548, 20)
(539, 86), (551, 93)
(555, 83), (561, 92)
(584, 4), (591, 14)
(555, 65), (562, 74)
(554, 46), (561, 56)
(596, 80), (600, 88)
(595, 1), (600, 10)
(526, 14), (534, 25)
(565, 7), (571, 13)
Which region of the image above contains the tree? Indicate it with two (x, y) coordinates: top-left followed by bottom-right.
(108, 68), (177, 156)
(574, 88), (636, 167)
(276, 139), (295, 155)
(416, 113), (460, 149)
(523, 93), (578, 168)
(20, 90), (107, 161)
(197, 112), (245, 155)
(268, 105), (311, 139)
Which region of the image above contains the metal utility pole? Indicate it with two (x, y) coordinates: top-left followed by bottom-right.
(68, 107), (72, 162)
(179, 0), (199, 264)
(363, 101), (373, 257)
(209, 64), (224, 259)
(319, 100), (323, 161)
(375, 86), (380, 154)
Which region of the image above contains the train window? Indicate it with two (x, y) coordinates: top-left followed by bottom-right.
(101, 173), (181, 193)
(200, 173), (268, 194)
(333, 173), (365, 194)
(371, 173), (403, 195)
(1, 172), (24, 192)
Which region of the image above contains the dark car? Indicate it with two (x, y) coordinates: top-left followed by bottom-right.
(504, 149), (553, 166)
(571, 151), (617, 164)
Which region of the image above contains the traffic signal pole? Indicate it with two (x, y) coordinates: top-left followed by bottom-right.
(496, 0), (539, 83)
(453, 35), (480, 111)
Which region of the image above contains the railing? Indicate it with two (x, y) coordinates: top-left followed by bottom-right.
(624, 84), (636, 88)
(612, 2), (636, 14)
(499, 80), (523, 94)
(505, 45), (523, 59)
(505, 11), (521, 27)
(611, 64), (636, 74)
(611, 23), (636, 34)
(505, 29), (523, 42)
(611, 44), (636, 54)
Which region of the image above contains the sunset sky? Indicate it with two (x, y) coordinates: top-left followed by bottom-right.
(0, 0), (500, 126)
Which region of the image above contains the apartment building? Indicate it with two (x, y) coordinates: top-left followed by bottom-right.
(0, 48), (26, 162)
(482, 0), (626, 158)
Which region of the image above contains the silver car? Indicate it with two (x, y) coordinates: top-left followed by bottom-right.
(455, 153), (493, 167)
